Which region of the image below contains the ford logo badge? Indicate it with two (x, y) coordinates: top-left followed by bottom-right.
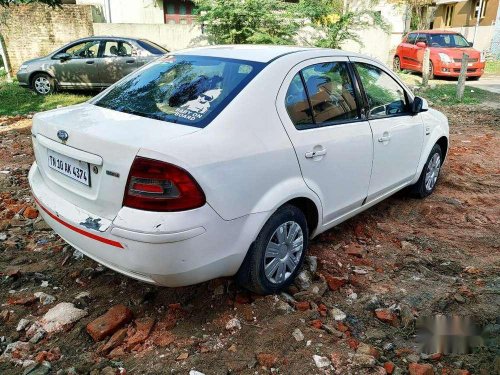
(57, 130), (69, 142)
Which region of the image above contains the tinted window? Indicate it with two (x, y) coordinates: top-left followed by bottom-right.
(94, 55), (264, 128)
(428, 33), (469, 48)
(103, 41), (133, 57)
(301, 62), (358, 124)
(406, 33), (417, 44)
(137, 40), (169, 55)
(355, 63), (409, 118)
(416, 34), (429, 44)
(64, 40), (100, 59)
(285, 74), (313, 128)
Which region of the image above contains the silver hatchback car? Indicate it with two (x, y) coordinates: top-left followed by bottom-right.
(17, 36), (168, 95)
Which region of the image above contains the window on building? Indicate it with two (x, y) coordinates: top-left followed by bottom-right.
(444, 4), (455, 26)
(164, 0), (194, 24)
(474, 0), (488, 19)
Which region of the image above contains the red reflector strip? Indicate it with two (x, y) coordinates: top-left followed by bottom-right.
(132, 183), (164, 194)
(33, 196), (124, 249)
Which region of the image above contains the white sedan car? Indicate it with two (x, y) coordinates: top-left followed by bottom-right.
(29, 46), (448, 294)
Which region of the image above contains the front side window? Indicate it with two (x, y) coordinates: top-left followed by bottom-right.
(64, 40), (100, 59)
(94, 55), (264, 128)
(406, 33), (417, 44)
(428, 33), (469, 48)
(103, 41), (133, 57)
(355, 63), (409, 118)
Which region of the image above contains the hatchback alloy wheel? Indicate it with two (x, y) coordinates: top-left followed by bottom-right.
(425, 153), (441, 191)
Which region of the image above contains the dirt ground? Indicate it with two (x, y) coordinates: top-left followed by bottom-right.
(0, 105), (498, 375)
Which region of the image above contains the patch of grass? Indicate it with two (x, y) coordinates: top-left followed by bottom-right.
(484, 60), (500, 75)
(0, 80), (91, 116)
(419, 84), (493, 106)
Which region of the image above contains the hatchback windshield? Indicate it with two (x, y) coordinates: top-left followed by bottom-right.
(94, 55), (264, 127)
(428, 33), (470, 48)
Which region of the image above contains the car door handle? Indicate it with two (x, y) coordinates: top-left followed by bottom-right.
(125, 59), (135, 64)
(378, 134), (391, 143)
(305, 148), (327, 158)
(86, 60), (94, 65)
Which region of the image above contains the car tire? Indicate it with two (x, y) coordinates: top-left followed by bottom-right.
(410, 144), (443, 198)
(32, 73), (56, 95)
(236, 204), (309, 295)
(393, 56), (401, 72)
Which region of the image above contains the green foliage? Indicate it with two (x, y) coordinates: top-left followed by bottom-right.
(194, 0), (301, 45)
(0, 0), (61, 6)
(0, 80), (90, 116)
(419, 84), (493, 106)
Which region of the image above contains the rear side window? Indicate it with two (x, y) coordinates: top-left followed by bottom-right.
(137, 40), (169, 55)
(94, 55), (264, 128)
(406, 33), (417, 44)
(285, 74), (313, 128)
(416, 34), (429, 44)
(355, 63), (409, 118)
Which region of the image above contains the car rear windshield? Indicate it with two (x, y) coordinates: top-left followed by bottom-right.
(93, 55), (264, 128)
(428, 33), (469, 48)
(137, 39), (169, 55)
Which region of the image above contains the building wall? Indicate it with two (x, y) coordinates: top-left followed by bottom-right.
(92, 22), (206, 51)
(77, 0), (165, 24)
(433, 0), (499, 28)
(0, 4), (93, 73)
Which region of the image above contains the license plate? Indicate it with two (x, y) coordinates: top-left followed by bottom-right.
(468, 63), (473, 67)
(48, 149), (91, 186)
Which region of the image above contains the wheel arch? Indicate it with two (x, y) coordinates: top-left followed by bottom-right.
(29, 70), (56, 88)
(436, 136), (448, 163)
(284, 197), (319, 236)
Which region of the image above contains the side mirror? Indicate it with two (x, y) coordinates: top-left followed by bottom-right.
(412, 96), (428, 114)
(468, 41), (474, 47)
(416, 41), (427, 48)
(53, 52), (71, 61)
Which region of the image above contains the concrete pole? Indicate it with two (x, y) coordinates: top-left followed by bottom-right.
(472, 0), (484, 45)
(456, 53), (469, 101)
(422, 47), (431, 87)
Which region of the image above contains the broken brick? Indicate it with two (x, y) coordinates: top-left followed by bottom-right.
(345, 243), (366, 258)
(375, 308), (398, 326)
(23, 206), (39, 219)
(8, 294), (37, 306)
(311, 319), (322, 329)
(409, 363), (434, 375)
(256, 353), (278, 367)
(295, 301), (310, 311)
(86, 304), (133, 342)
(324, 274), (347, 291)
(100, 327), (128, 353)
(126, 317), (155, 348)
(384, 362), (395, 374)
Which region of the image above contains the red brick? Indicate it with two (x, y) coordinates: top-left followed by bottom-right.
(8, 294), (37, 306)
(317, 304), (327, 317)
(375, 308), (398, 326)
(345, 243), (366, 258)
(324, 274), (347, 291)
(100, 328), (128, 353)
(336, 321), (349, 332)
(409, 363), (434, 375)
(256, 353), (278, 367)
(311, 319), (322, 329)
(295, 301), (310, 311)
(86, 305), (133, 342)
(347, 337), (359, 349)
(23, 206), (39, 219)
(126, 317), (155, 348)
(384, 362), (395, 374)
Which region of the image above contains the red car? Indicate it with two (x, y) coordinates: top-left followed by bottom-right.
(394, 30), (486, 80)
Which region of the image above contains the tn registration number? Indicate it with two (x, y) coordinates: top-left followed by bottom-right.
(47, 149), (90, 186)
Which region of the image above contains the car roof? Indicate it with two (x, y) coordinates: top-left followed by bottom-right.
(174, 45), (355, 63)
(75, 36), (143, 43)
(409, 29), (460, 35)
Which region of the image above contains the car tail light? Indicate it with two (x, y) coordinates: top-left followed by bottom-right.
(123, 157), (205, 212)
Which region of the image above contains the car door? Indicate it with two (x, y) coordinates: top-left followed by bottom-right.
(52, 40), (101, 88)
(276, 57), (373, 225)
(98, 40), (138, 86)
(399, 32), (417, 70)
(350, 57), (424, 201)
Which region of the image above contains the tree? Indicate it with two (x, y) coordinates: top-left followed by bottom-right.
(194, 0), (302, 45)
(300, 0), (389, 49)
(388, 0), (433, 31)
(0, 0), (61, 6)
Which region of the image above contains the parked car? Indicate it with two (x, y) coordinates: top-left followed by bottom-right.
(394, 30), (486, 80)
(28, 46), (449, 294)
(17, 36), (168, 95)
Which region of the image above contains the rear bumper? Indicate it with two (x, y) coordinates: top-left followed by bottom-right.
(29, 162), (266, 287)
(433, 60), (485, 78)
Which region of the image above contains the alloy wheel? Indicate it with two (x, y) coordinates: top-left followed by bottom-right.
(425, 153), (441, 191)
(34, 76), (51, 95)
(264, 221), (304, 284)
